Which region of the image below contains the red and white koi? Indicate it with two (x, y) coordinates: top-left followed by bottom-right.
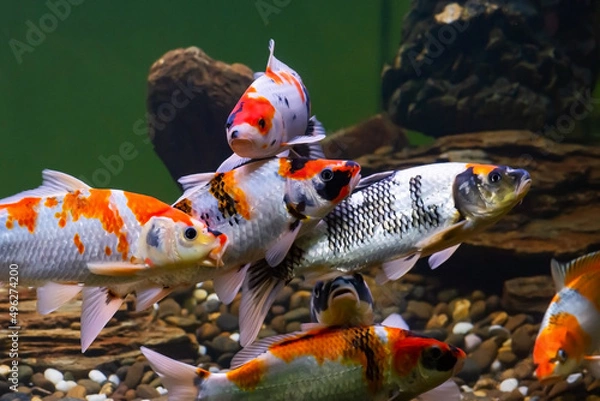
(240, 162), (531, 346)
(218, 39), (325, 172)
(142, 325), (466, 401)
(167, 157), (360, 305)
(0, 169), (227, 351)
(534, 251), (600, 384)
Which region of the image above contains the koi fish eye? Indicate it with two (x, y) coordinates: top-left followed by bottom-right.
(556, 348), (568, 363)
(184, 227), (198, 241)
(258, 118), (266, 130)
(489, 171), (502, 184)
(320, 168), (334, 182)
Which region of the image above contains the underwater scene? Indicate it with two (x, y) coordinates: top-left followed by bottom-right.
(1, 0), (600, 400)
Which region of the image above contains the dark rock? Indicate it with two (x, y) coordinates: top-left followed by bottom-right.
(502, 276), (555, 314)
(273, 286), (294, 308)
(216, 352), (235, 368)
(457, 357), (482, 384)
(30, 373), (55, 393)
(469, 300), (487, 322)
(158, 298), (181, 318)
(511, 324), (538, 358)
(207, 336), (241, 355)
(282, 307), (311, 323)
(123, 362), (146, 389)
(497, 350), (518, 367)
(406, 300), (433, 321)
(504, 314), (530, 332)
(76, 379), (100, 395)
(17, 366), (33, 385)
(147, 46), (253, 183)
(470, 338), (498, 372)
(135, 384), (159, 399)
(216, 313), (239, 332)
(0, 393), (31, 401)
(0, 382), (9, 396)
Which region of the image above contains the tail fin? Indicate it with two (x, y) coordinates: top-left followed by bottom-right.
(141, 347), (203, 401)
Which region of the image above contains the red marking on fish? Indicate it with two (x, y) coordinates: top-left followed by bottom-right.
(123, 192), (193, 225)
(225, 359), (267, 391)
(279, 71), (305, 103)
(105, 246), (112, 256)
(465, 163), (497, 176)
(73, 233), (85, 254)
(44, 197), (59, 208)
(0, 198), (41, 233)
(231, 95), (275, 136)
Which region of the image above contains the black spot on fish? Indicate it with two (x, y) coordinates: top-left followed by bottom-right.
(315, 163), (357, 202)
(227, 102), (244, 128)
(271, 139), (277, 146)
(293, 114), (297, 120)
(284, 97), (289, 108)
(288, 158), (310, 174)
(173, 198), (193, 215)
(146, 224), (160, 248)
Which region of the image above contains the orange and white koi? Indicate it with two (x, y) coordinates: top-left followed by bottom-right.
(0, 170), (227, 351)
(218, 39), (325, 172)
(534, 251), (600, 384)
(142, 325), (466, 401)
(240, 162), (531, 346)
(305, 274), (462, 401)
(169, 157), (360, 305)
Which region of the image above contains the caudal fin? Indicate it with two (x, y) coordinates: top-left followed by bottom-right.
(141, 347), (202, 401)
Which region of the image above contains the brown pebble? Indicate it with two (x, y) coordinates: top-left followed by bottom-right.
(485, 295), (502, 312)
(229, 297), (241, 316)
(141, 370), (155, 385)
(469, 300), (487, 322)
(504, 314), (529, 332)
(286, 321), (302, 333)
(548, 380), (570, 398)
(270, 315), (287, 333)
(271, 305), (286, 316)
(124, 388), (137, 401)
(289, 290), (312, 310)
(124, 361), (147, 389)
(513, 359), (534, 380)
(426, 314), (449, 329)
(451, 299), (471, 322)
(136, 383), (160, 399)
(31, 373), (55, 393)
(433, 302), (449, 315)
(500, 388), (524, 401)
(470, 338), (498, 371)
(66, 385), (87, 400)
(406, 300), (433, 320)
(491, 311), (509, 326)
(511, 324), (537, 357)
(196, 322), (220, 341)
(473, 377), (497, 390)
(497, 350), (518, 367)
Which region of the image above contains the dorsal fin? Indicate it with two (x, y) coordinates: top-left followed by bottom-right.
(0, 169), (91, 204)
(265, 39), (293, 73)
(551, 251), (600, 291)
(175, 172), (216, 203)
(231, 329), (320, 368)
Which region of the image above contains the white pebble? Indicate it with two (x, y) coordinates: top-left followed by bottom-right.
(86, 394), (107, 401)
(208, 366), (221, 373)
(44, 368), (64, 385)
(229, 333), (240, 343)
(207, 293), (220, 302)
(460, 385), (473, 393)
(567, 372), (583, 384)
(198, 345), (207, 355)
(55, 380), (77, 392)
(0, 365), (10, 376)
(490, 359), (503, 373)
(108, 374), (120, 385)
(88, 369), (107, 384)
(194, 289), (208, 302)
(464, 333), (482, 352)
(499, 378), (519, 392)
(518, 386), (528, 396)
(156, 386), (168, 395)
(452, 322), (474, 335)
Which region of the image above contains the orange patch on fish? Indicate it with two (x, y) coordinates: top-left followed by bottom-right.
(269, 326), (387, 393)
(44, 197), (59, 208)
(389, 332), (432, 377)
(54, 189), (130, 260)
(279, 71), (305, 103)
(232, 95), (275, 136)
(209, 172), (251, 220)
(225, 359), (267, 391)
(73, 233), (85, 254)
(265, 69), (284, 85)
(278, 159), (331, 180)
(124, 192), (193, 225)
(105, 246), (112, 256)
(466, 163), (497, 176)
(0, 197), (41, 233)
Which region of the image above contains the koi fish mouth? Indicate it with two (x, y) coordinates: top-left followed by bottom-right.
(537, 374), (562, 386)
(329, 286), (359, 304)
(516, 175), (532, 197)
(230, 138), (256, 156)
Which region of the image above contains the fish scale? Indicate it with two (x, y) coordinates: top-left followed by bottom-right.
(1, 189), (145, 287)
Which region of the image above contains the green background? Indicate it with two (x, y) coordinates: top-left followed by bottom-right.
(1, 1), (412, 202)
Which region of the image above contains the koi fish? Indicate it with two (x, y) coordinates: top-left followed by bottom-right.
(239, 162), (531, 345)
(218, 39), (326, 172)
(533, 251), (600, 384)
(0, 169), (227, 351)
(305, 274), (462, 401)
(141, 324), (466, 401)
(169, 157), (361, 305)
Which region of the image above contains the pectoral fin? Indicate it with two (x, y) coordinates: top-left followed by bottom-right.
(135, 287), (175, 312)
(381, 313), (410, 330)
(213, 263), (251, 305)
(140, 347), (200, 401)
(428, 244), (461, 270)
(80, 287), (126, 352)
(413, 380), (461, 401)
(216, 153), (253, 173)
(87, 262), (149, 277)
(265, 220), (301, 267)
(375, 252), (421, 285)
(37, 282), (82, 314)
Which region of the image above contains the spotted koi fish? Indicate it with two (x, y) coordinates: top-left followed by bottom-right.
(166, 157), (360, 306)
(218, 39), (325, 172)
(534, 251), (600, 384)
(305, 274), (462, 401)
(239, 162), (531, 346)
(141, 324), (466, 401)
(0, 170), (226, 351)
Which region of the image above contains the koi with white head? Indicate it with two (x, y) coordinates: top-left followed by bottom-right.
(533, 251), (600, 384)
(218, 39), (325, 172)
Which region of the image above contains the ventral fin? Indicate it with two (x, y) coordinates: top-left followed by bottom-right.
(87, 262), (149, 277)
(0, 169), (91, 204)
(428, 243), (461, 270)
(213, 263), (251, 305)
(283, 134), (325, 147)
(551, 251), (600, 291)
(216, 154), (253, 174)
(414, 379), (461, 401)
(136, 287), (175, 312)
(376, 252), (421, 285)
(238, 261), (287, 347)
(37, 282), (82, 315)
(140, 347), (201, 401)
(265, 221), (301, 267)
(80, 287), (126, 352)
(415, 220), (469, 251)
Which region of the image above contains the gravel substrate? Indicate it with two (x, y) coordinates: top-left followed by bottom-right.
(1, 270), (598, 401)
